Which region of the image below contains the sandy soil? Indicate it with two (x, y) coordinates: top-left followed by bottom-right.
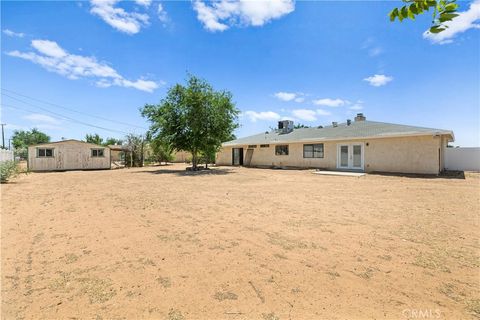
(1, 164), (479, 320)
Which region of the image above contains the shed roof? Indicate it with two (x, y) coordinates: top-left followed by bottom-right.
(223, 120), (454, 146)
(29, 139), (105, 148)
(108, 144), (129, 151)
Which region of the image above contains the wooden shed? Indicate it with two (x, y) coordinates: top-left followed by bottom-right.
(28, 140), (111, 172)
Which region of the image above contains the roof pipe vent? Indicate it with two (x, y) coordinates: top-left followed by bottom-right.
(332, 122), (338, 127)
(347, 119), (352, 126)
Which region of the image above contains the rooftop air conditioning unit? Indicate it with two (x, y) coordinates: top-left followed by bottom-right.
(278, 120), (294, 134)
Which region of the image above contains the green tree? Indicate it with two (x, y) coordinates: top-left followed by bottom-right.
(104, 137), (124, 146)
(141, 75), (239, 170)
(149, 138), (174, 165)
(12, 128), (50, 158)
(85, 133), (103, 145)
(389, 0), (459, 34)
(294, 124), (310, 129)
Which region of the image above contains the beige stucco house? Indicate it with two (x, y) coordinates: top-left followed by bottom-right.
(216, 114), (454, 175)
(28, 140), (111, 171)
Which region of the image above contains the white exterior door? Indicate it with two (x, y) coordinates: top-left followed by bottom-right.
(337, 143), (364, 170)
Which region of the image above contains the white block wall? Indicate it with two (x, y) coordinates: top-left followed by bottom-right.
(445, 147), (480, 171)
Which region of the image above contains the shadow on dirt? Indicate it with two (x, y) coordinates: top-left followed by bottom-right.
(133, 167), (233, 176)
(369, 170), (465, 180)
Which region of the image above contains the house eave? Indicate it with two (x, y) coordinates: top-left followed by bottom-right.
(222, 132), (454, 147)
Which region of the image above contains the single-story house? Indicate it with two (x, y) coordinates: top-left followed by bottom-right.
(216, 114), (454, 175)
(28, 139), (111, 171)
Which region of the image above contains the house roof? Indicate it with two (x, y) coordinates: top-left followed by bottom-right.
(29, 139), (105, 148)
(223, 120), (454, 146)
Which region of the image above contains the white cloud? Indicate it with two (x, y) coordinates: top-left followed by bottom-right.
(274, 91), (295, 101)
(424, 0), (480, 44)
(292, 109), (317, 121)
(135, 0), (152, 7)
(362, 37), (383, 57)
(316, 109), (332, 116)
(294, 97), (305, 103)
(7, 39), (159, 92)
(363, 74), (393, 87)
(349, 104), (363, 110)
(90, 0), (149, 34)
(368, 46), (383, 57)
(244, 110), (281, 122)
(23, 113), (60, 124)
(312, 98), (347, 107)
(193, 0), (294, 32)
(3, 29), (25, 38)
(274, 91), (306, 102)
(32, 40), (67, 58)
(157, 3), (169, 24)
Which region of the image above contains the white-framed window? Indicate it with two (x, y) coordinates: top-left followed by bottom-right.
(37, 148), (54, 158)
(91, 148), (105, 157)
(275, 145), (289, 156)
(303, 144), (324, 158)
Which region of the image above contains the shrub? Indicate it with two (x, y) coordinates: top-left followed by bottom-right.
(0, 161), (20, 183)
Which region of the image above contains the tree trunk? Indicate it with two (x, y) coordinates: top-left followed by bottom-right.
(140, 138), (144, 167)
(192, 150), (197, 170)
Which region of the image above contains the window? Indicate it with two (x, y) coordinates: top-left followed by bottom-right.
(303, 144), (324, 158)
(248, 145), (257, 148)
(260, 144), (270, 148)
(37, 148), (54, 157)
(91, 149), (104, 157)
(275, 145), (289, 156)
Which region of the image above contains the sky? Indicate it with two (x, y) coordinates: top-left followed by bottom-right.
(1, 0), (479, 147)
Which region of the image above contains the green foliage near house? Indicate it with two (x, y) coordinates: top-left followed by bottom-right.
(85, 133), (103, 145)
(149, 138), (174, 164)
(12, 128), (50, 159)
(294, 124), (310, 129)
(0, 161), (20, 183)
(104, 137), (123, 146)
(389, 0), (459, 34)
(141, 74), (239, 170)
(85, 134), (123, 146)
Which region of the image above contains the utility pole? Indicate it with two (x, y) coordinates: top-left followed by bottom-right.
(0, 124), (5, 149)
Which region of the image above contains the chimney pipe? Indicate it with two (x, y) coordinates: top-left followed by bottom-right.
(347, 119), (351, 126)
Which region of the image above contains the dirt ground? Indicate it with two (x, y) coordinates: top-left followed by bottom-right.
(1, 164), (479, 320)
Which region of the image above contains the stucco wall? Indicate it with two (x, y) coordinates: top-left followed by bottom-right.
(216, 135), (445, 174)
(28, 141), (111, 171)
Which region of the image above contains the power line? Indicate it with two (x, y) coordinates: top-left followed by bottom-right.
(1, 103), (130, 135)
(1, 88), (148, 130)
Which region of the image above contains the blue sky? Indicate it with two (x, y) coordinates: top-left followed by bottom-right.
(2, 0), (479, 147)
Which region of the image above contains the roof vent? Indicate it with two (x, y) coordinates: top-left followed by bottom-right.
(347, 119), (352, 126)
(355, 113), (366, 122)
(278, 120), (294, 134)
(332, 122), (338, 127)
